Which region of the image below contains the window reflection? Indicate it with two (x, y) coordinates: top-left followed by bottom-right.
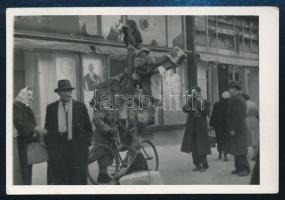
(128, 16), (167, 47)
(167, 16), (184, 49)
(101, 15), (125, 42)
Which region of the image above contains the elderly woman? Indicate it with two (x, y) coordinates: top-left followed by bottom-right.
(13, 87), (47, 185)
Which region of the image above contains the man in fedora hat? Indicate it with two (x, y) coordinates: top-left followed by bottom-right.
(226, 81), (251, 176)
(44, 79), (92, 184)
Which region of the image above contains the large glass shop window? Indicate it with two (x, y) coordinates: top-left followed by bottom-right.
(128, 16), (167, 47)
(78, 16), (100, 37)
(101, 15), (125, 42)
(162, 60), (187, 125)
(167, 16), (184, 49)
(14, 16), (80, 35)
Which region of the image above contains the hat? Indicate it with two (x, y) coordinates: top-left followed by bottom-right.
(227, 82), (241, 90)
(136, 47), (150, 56)
(190, 85), (201, 92)
(54, 79), (75, 92)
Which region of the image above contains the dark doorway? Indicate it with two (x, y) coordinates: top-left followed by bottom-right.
(217, 64), (229, 98)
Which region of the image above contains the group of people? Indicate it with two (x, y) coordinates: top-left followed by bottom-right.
(181, 82), (259, 178)
(14, 80), (94, 185)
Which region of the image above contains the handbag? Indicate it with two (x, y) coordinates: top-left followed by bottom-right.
(27, 142), (49, 165)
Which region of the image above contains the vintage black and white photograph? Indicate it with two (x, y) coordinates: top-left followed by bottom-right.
(6, 7), (278, 194)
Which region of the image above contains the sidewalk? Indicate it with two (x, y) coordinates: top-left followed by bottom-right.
(152, 128), (255, 185)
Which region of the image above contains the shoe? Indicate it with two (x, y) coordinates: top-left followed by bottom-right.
(224, 157), (229, 161)
(231, 169), (240, 174)
(238, 171), (250, 177)
(192, 166), (202, 171)
(199, 167), (208, 172)
(97, 174), (112, 183)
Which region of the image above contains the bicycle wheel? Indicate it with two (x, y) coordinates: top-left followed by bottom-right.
(140, 140), (159, 171)
(87, 144), (120, 184)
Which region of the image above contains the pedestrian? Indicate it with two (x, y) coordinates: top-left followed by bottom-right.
(44, 79), (92, 185)
(13, 87), (47, 185)
(241, 93), (259, 160)
(209, 91), (230, 161)
(226, 82), (250, 176)
(90, 106), (117, 183)
(181, 86), (211, 172)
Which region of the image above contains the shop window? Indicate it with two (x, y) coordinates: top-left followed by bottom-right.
(167, 16), (184, 49)
(14, 16), (80, 35)
(109, 55), (127, 78)
(13, 51), (25, 98)
(79, 16), (102, 38)
(101, 15), (125, 42)
(128, 16), (167, 47)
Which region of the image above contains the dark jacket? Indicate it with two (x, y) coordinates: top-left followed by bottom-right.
(44, 100), (92, 160)
(13, 101), (37, 144)
(13, 101), (37, 185)
(226, 95), (248, 155)
(181, 97), (211, 155)
(44, 100), (92, 184)
(209, 99), (229, 131)
(92, 110), (116, 145)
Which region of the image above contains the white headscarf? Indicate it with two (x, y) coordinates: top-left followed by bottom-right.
(14, 87), (33, 108)
(222, 91), (231, 99)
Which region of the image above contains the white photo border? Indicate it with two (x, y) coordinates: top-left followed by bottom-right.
(6, 7), (279, 194)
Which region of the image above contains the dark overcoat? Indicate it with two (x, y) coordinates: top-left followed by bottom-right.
(13, 101), (37, 185)
(44, 100), (92, 184)
(209, 99), (229, 151)
(226, 95), (248, 156)
(181, 98), (211, 156)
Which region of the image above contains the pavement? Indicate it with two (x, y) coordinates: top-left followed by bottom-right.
(31, 127), (256, 185)
(152, 128), (255, 185)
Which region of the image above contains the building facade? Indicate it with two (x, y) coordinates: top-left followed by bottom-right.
(13, 15), (259, 128)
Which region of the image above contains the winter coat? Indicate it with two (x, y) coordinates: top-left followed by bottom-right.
(226, 95), (248, 156)
(44, 100), (92, 184)
(181, 97), (211, 156)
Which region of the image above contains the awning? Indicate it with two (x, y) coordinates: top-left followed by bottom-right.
(199, 52), (259, 67)
(14, 37), (170, 58)
(14, 38), (127, 56)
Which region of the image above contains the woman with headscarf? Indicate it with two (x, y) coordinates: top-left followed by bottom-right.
(13, 87), (47, 185)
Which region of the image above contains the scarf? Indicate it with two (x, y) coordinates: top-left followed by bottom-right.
(14, 87), (33, 108)
(58, 100), (73, 140)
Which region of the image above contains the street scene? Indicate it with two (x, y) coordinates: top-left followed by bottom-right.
(31, 128), (254, 185)
(12, 14), (259, 186)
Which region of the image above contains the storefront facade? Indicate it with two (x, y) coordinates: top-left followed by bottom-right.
(13, 15), (259, 129)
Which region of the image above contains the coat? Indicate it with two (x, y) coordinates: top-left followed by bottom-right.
(181, 97), (211, 155)
(44, 100), (92, 184)
(245, 100), (259, 147)
(209, 99), (229, 151)
(13, 101), (38, 185)
(226, 95), (248, 156)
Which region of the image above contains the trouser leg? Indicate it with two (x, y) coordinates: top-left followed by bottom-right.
(191, 134), (200, 167)
(191, 150), (200, 167)
(200, 155), (208, 168)
(240, 155), (251, 172)
(234, 156), (242, 172)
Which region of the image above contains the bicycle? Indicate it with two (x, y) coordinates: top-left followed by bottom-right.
(87, 127), (159, 185)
